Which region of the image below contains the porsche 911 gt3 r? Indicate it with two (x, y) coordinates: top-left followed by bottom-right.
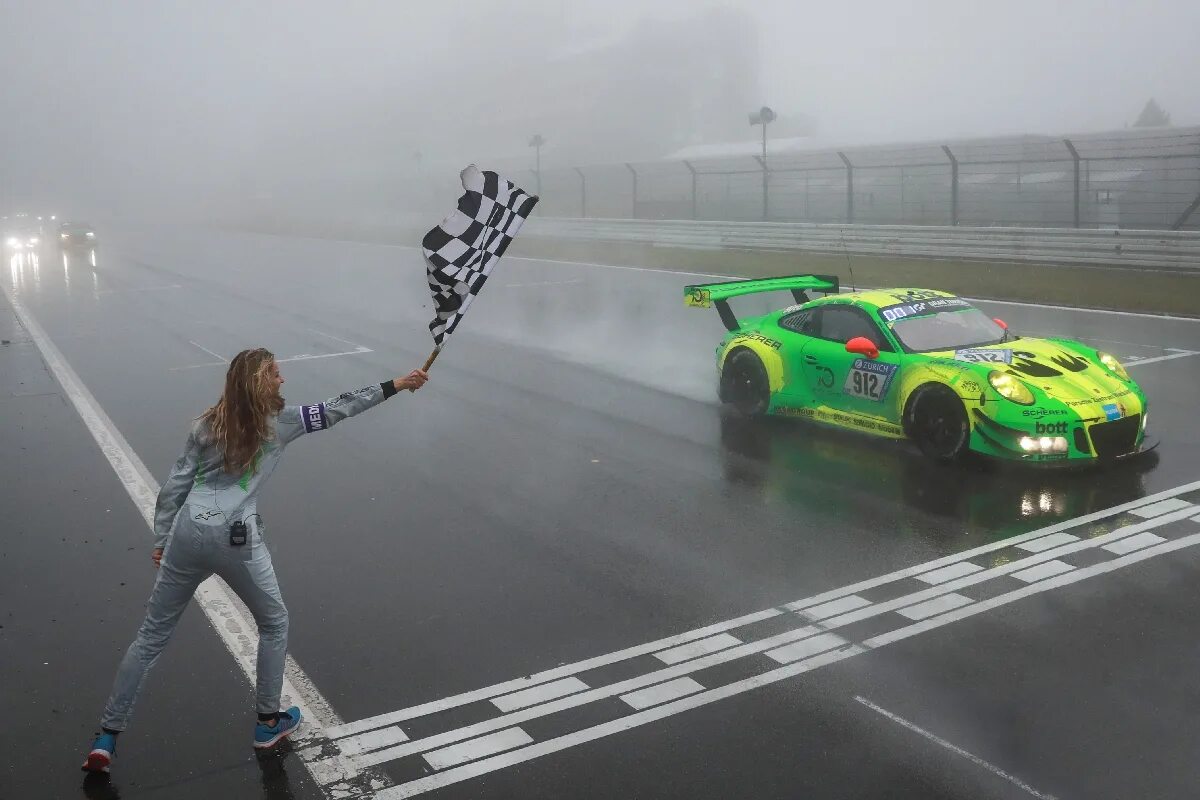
(685, 275), (1153, 464)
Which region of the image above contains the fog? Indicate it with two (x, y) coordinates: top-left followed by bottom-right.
(1, 0), (1197, 223)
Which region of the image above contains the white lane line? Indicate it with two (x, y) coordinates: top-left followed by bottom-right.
(0, 281), (377, 795)
(502, 279), (587, 288)
(1103, 532), (1166, 555)
(620, 677), (705, 710)
(376, 533), (1200, 798)
(187, 340), (228, 363)
(854, 697), (1059, 800)
(1126, 350), (1200, 367)
(1011, 560), (1076, 584)
(896, 593), (974, 621)
(1016, 532), (1081, 553)
(964, 295), (1200, 323)
(171, 347), (375, 371)
(654, 632), (743, 665)
(765, 632), (849, 664)
(308, 328), (372, 350)
(331, 480), (1200, 743)
(423, 728), (534, 771)
(492, 677), (589, 713)
(1129, 498), (1194, 518)
(915, 562), (983, 585)
(796, 594), (872, 620)
(95, 283), (183, 295)
(338, 725), (410, 757)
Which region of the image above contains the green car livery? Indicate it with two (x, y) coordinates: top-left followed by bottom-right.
(685, 274), (1151, 463)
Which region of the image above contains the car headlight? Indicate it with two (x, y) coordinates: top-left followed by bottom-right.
(989, 370), (1035, 405)
(86, 231), (95, 237)
(61, 233), (69, 239)
(28, 237), (38, 245)
(5, 237), (17, 247)
(1097, 351), (1129, 380)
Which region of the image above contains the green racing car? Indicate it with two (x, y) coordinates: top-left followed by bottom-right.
(685, 274), (1153, 464)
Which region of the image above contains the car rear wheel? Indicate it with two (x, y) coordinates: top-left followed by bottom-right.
(722, 350), (770, 417)
(910, 387), (969, 463)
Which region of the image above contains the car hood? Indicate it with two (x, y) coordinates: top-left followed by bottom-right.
(928, 337), (1140, 414)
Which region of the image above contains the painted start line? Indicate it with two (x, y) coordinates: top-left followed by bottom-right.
(307, 482), (1200, 798)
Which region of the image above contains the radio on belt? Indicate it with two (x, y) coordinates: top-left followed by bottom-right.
(229, 520), (248, 546)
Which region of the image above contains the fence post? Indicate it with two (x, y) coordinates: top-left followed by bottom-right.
(838, 151), (854, 224)
(942, 145), (959, 226)
(1171, 192), (1200, 230)
(574, 167), (586, 218)
(683, 160), (698, 220)
(753, 155), (769, 221)
(625, 163), (637, 219)
(1063, 138), (1081, 228)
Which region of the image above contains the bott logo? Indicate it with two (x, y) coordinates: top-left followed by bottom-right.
(1035, 420), (1068, 435)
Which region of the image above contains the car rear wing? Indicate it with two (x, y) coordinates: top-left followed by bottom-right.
(684, 274), (840, 331)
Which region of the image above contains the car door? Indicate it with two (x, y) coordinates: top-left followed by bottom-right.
(800, 305), (904, 423)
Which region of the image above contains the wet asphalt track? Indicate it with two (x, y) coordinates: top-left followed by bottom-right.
(4, 226), (1200, 799)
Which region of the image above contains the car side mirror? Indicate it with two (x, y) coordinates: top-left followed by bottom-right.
(845, 336), (879, 359)
(994, 318), (1008, 329)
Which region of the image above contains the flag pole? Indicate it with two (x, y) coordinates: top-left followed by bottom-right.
(410, 345), (441, 392)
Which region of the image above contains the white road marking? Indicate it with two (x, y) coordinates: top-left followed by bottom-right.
(654, 633), (742, 665)
(308, 328), (371, 349)
(854, 697), (1059, 800)
(1016, 532), (1081, 553)
(337, 725), (409, 757)
(502, 278), (586, 288)
(376, 532), (1200, 797)
(1011, 559), (1076, 583)
(896, 593), (974, 621)
(0, 281), (382, 796)
(1129, 498), (1194, 518)
(1103, 531), (1167, 555)
(492, 677), (590, 713)
(795, 594), (872, 619)
(1125, 349), (1200, 367)
(95, 283), (183, 295)
(329, 481), (1200, 747)
(171, 347), (375, 371)
(187, 340), (228, 363)
(423, 728), (534, 771)
(765, 632), (849, 664)
(915, 562), (984, 585)
(620, 677), (706, 710)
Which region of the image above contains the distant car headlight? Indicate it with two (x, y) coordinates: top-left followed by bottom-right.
(989, 370), (1035, 405)
(86, 231), (95, 237)
(5, 237), (18, 247)
(28, 237), (38, 245)
(1097, 351), (1129, 380)
(61, 233), (69, 239)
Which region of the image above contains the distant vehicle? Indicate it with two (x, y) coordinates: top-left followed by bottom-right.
(685, 275), (1152, 464)
(58, 221), (96, 249)
(4, 224), (40, 253)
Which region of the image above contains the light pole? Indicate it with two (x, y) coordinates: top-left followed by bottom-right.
(528, 134), (545, 195)
(748, 106), (776, 221)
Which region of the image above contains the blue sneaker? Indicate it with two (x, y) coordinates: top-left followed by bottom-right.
(81, 732), (117, 773)
(253, 706), (302, 749)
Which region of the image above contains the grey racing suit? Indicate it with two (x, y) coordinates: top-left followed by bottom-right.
(100, 381), (399, 730)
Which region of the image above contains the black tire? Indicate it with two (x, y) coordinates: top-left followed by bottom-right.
(909, 387), (970, 463)
(721, 349), (770, 417)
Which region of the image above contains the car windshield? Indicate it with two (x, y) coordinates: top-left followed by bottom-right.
(888, 307), (1005, 352)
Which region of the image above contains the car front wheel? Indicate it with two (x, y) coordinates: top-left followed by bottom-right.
(910, 387), (970, 463)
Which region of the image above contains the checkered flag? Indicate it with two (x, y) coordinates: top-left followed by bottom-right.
(422, 164), (539, 346)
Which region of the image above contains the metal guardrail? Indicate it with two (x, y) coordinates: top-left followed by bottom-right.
(525, 217), (1200, 271)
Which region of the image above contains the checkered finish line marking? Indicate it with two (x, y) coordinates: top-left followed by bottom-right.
(301, 480), (1200, 797)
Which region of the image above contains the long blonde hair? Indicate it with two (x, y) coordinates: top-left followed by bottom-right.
(199, 348), (284, 474)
